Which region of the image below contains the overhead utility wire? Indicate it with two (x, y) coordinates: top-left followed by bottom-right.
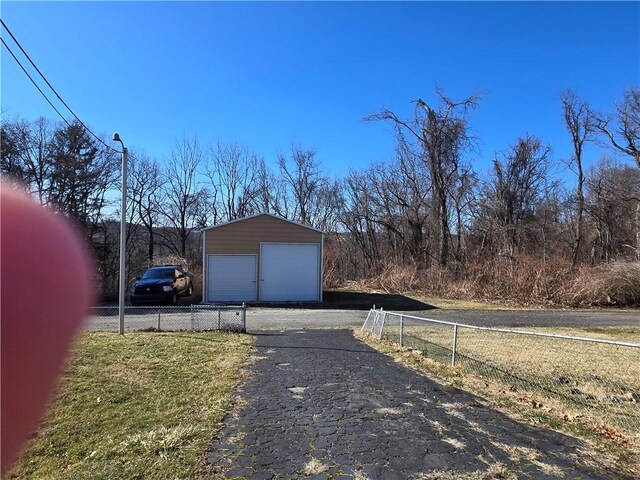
(1, 18), (120, 153)
(1, 37), (74, 130)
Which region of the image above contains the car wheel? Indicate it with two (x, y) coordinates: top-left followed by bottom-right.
(171, 290), (178, 306)
(186, 284), (193, 297)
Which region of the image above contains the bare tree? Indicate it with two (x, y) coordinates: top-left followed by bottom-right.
(342, 169), (384, 274)
(586, 157), (640, 262)
(128, 151), (163, 265)
(484, 135), (554, 259)
(340, 139), (434, 273)
(591, 88), (640, 260)
(278, 144), (322, 225)
(306, 177), (344, 232)
(449, 164), (478, 266)
(367, 89), (478, 267)
(1, 117), (30, 187)
(277, 143), (341, 229)
(205, 141), (259, 223)
(388, 139), (433, 266)
(561, 89), (593, 267)
(160, 135), (208, 259)
(372, 148), (433, 267)
(255, 157), (289, 217)
(592, 87), (640, 168)
(1, 116), (58, 203)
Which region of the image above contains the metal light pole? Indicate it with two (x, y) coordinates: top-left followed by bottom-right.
(113, 133), (127, 335)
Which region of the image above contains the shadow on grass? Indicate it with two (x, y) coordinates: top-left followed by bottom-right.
(248, 290), (436, 311)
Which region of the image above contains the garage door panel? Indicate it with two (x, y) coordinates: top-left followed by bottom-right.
(260, 244), (319, 302)
(207, 255), (256, 302)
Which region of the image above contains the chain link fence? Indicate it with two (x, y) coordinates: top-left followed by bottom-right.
(362, 308), (640, 436)
(86, 305), (246, 332)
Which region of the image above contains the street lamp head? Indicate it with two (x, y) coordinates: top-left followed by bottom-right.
(112, 132), (121, 142)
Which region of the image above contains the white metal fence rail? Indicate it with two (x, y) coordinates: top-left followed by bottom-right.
(363, 307), (640, 435)
(86, 305), (246, 332)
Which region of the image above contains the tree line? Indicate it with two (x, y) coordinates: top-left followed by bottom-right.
(2, 86), (639, 305)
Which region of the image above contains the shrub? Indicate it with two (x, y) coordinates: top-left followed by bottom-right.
(439, 255), (573, 306)
(567, 262), (640, 307)
(353, 263), (425, 294)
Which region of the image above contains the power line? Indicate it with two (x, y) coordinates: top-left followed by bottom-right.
(1, 37), (74, 130)
(1, 18), (120, 153)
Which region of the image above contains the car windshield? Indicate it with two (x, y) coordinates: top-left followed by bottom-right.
(141, 268), (174, 279)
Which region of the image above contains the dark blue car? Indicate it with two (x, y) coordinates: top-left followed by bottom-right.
(130, 266), (193, 306)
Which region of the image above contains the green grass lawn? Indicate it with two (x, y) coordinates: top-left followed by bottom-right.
(8, 332), (252, 480)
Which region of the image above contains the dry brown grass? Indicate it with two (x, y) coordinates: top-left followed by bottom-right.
(346, 255), (577, 307)
(461, 255), (575, 306)
(568, 261), (640, 307)
(442, 437), (466, 450)
(302, 457), (329, 475)
(352, 470), (371, 480)
(415, 463), (517, 480)
(393, 324), (640, 437)
(355, 329), (640, 478)
(375, 407), (403, 415)
(343, 257), (640, 308)
(351, 263), (424, 294)
(152, 254), (193, 271)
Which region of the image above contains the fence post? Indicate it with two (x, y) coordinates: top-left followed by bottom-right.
(218, 308), (221, 331)
(241, 303), (246, 332)
(400, 314), (404, 346)
(361, 305), (375, 333)
(451, 324), (458, 367)
(157, 310), (161, 332)
(379, 308), (386, 340)
(372, 308), (378, 336)
(369, 310), (378, 335)
(191, 304), (194, 331)
(362, 309), (369, 331)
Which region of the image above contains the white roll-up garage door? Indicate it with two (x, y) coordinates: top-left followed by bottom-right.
(260, 243), (320, 302)
(207, 255), (257, 302)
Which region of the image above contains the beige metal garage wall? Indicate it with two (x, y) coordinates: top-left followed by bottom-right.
(203, 214), (323, 302)
(204, 215), (321, 254)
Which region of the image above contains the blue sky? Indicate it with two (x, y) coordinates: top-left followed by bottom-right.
(2, 1), (639, 179)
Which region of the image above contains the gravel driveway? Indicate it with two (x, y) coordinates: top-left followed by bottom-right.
(208, 329), (625, 479)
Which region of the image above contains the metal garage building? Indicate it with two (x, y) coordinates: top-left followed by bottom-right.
(201, 213), (323, 303)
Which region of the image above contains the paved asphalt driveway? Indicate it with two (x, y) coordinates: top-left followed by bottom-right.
(208, 329), (625, 479)
(87, 302), (639, 332)
(245, 308), (640, 331)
